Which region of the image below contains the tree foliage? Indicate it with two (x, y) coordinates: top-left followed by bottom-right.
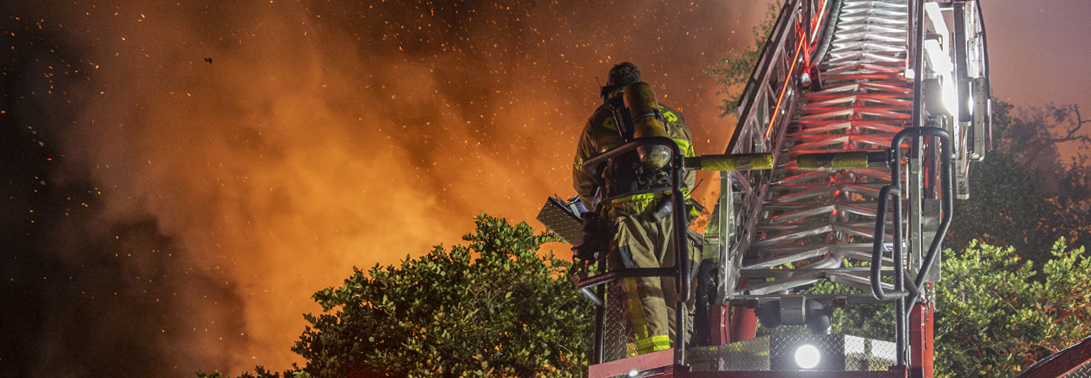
(701, 3), (778, 118)
(934, 239), (1091, 377)
(200, 213), (592, 378)
(196, 366), (305, 378)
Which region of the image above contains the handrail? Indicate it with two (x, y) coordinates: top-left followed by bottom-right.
(576, 138), (775, 367)
(871, 185), (906, 301)
(577, 268), (679, 307)
(870, 126), (953, 368)
(904, 128), (953, 308)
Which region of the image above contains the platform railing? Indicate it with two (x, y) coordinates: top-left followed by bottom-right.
(576, 138), (774, 369)
(575, 137), (691, 367)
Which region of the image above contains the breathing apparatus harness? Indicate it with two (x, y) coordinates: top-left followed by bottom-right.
(600, 84), (674, 202)
(573, 83), (691, 260)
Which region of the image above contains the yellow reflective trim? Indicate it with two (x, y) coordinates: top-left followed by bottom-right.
(663, 110), (679, 123)
(653, 336), (671, 350)
(574, 155), (585, 172)
(636, 335), (671, 354)
(616, 192), (656, 204)
(611, 188), (690, 205)
(672, 138), (695, 157)
(604, 117), (618, 131)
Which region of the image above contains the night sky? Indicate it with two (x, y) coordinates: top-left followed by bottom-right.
(981, 0), (1091, 109)
(2, 1), (1087, 377)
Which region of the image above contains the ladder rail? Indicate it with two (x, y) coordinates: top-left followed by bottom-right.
(713, 0), (837, 309)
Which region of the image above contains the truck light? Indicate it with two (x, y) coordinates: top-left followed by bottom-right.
(795, 344), (821, 369)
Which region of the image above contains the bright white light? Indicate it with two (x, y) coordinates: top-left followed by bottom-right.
(924, 39), (953, 74)
(942, 73), (959, 116)
(795, 344), (821, 369)
(629, 369), (639, 377)
(924, 2), (949, 41)
(967, 89), (975, 117)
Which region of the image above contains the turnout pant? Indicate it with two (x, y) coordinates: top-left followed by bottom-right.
(608, 195), (700, 355)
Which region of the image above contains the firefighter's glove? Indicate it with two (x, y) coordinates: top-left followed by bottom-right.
(686, 198), (704, 225)
(652, 197), (673, 222)
(572, 211), (609, 261)
(651, 197), (703, 225)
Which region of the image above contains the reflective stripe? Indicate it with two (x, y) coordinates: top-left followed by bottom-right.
(573, 155), (585, 172)
(604, 117), (619, 131)
(662, 109), (679, 123)
(672, 138), (695, 158)
(611, 188), (690, 205)
(636, 335), (671, 355)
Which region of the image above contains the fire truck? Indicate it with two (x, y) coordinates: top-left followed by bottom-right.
(538, 0), (1084, 376)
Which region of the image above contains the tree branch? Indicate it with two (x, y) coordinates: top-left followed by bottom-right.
(1048, 104), (1091, 144)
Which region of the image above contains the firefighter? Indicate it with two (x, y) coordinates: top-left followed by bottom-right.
(573, 62), (701, 355)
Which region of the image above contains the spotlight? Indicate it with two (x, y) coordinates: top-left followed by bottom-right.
(794, 344), (821, 369)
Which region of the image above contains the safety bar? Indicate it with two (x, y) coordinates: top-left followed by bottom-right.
(871, 186), (907, 301)
(683, 153), (774, 172)
(577, 268), (679, 307)
(796, 151), (890, 171)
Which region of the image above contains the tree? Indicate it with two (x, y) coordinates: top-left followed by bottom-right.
(701, 3), (778, 118)
(199, 213), (592, 378)
(196, 366), (304, 378)
(934, 239), (1091, 377)
(949, 102), (1091, 264)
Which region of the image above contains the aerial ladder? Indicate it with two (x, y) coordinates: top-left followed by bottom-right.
(539, 0), (996, 376)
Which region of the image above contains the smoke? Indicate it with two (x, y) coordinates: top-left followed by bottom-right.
(1, 0), (770, 376)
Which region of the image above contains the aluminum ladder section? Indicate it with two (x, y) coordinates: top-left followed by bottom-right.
(709, 0), (913, 317)
(740, 0), (911, 301)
